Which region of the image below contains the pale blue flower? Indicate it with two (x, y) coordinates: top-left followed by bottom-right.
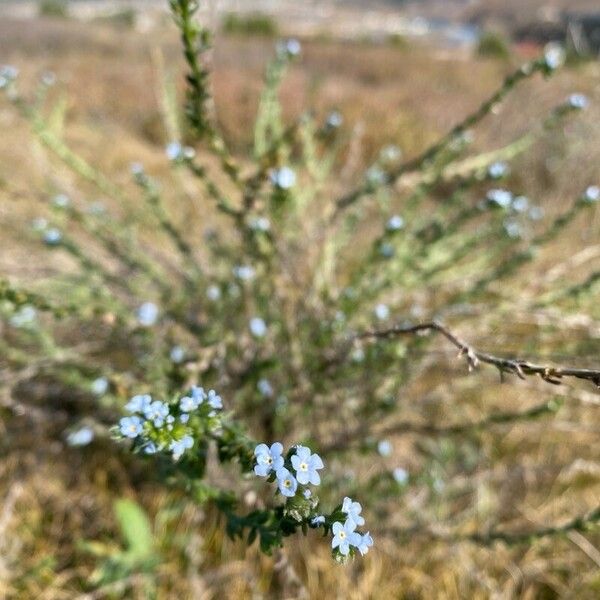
(254, 442), (284, 477)
(180, 386), (205, 412)
(67, 426), (94, 447)
(52, 194), (70, 208)
(91, 377), (109, 396)
(207, 389), (223, 414)
(342, 496), (365, 526)
(326, 111), (343, 129)
(512, 195), (529, 213)
(584, 185), (600, 203)
(119, 416), (143, 438)
(206, 284), (222, 300)
(31, 217), (48, 232)
(331, 519), (361, 556)
(393, 467), (409, 485)
(170, 345), (185, 364)
(180, 413), (190, 424)
(303, 489), (312, 499)
(311, 515), (326, 526)
(43, 228), (62, 245)
(166, 141), (183, 161)
(130, 162), (144, 176)
(366, 166), (386, 186)
(529, 206), (545, 221)
(144, 442), (158, 454)
(486, 188), (513, 208)
(381, 144), (402, 162)
(291, 445), (324, 485)
(544, 44), (564, 70)
(137, 302), (159, 326)
(278, 38), (301, 58)
(504, 220), (522, 239)
(233, 265), (255, 280)
(488, 162), (508, 179)
(9, 306), (36, 328)
(357, 532), (374, 556)
(379, 242), (394, 258)
(257, 378), (274, 398)
(377, 439), (393, 457)
(170, 434), (193, 460)
(125, 394), (152, 413)
(374, 303), (390, 321)
(568, 94), (588, 110)
(249, 317), (267, 338)
(249, 216), (271, 232)
(271, 167), (296, 190)
(276, 467), (298, 497)
(144, 400), (170, 427)
(386, 215), (404, 232)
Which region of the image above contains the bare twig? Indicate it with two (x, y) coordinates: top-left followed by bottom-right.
(357, 321), (600, 388)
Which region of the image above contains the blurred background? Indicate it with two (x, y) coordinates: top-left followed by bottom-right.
(1, 1), (600, 598)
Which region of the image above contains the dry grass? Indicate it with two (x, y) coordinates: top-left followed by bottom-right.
(1, 14), (600, 599)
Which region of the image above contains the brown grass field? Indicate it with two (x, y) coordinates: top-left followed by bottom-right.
(1, 11), (600, 600)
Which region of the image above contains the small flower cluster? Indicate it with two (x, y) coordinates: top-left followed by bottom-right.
(253, 442), (373, 560)
(117, 387), (223, 460)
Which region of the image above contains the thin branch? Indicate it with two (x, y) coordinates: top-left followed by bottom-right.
(357, 320), (600, 387)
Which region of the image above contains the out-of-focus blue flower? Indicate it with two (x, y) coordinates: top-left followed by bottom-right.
(144, 442), (158, 455)
(170, 345), (185, 364)
(503, 220), (522, 239)
(206, 284), (222, 301)
(512, 195), (529, 213)
(91, 377), (109, 396)
(381, 144), (401, 163)
(180, 386), (205, 412)
(9, 305), (37, 328)
(386, 214), (405, 232)
(331, 519), (361, 556)
(43, 228), (62, 245)
(137, 302), (159, 326)
(67, 426), (94, 447)
(543, 44), (565, 70)
(357, 532), (374, 556)
(180, 413), (190, 424)
(486, 188), (513, 209)
(233, 265), (255, 281)
(249, 317), (267, 338)
(207, 389), (223, 414)
(0, 65), (18, 89)
(170, 434), (193, 460)
(257, 378), (274, 398)
(276, 467), (298, 497)
(277, 38), (301, 58)
(488, 161), (508, 179)
(351, 347), (365, 363)
(125, 394), (152, 413)
(291, 445), (324, 485)
(31, 217), (48, 232)
(144, 400), (169, 427)
(377, 439), (393, 457)
(568, 94), (588, 110)
(270, 167), (296, 190)
(52, 194), (70, 208)
(119, 416), (143, 438)
(374, 303), (390, 321)
(326, 111), (343, 129)
(254, 442), (284, 476)
(529, 206), (545, 221)
(366, 166), (386, 186)
(393, 467), (409, 485)
(379, 242), (395, 258)
(311, 515), (326, 526)
(249, 216), (271, 232)
(166, 141), (183, 161)
(584, 185), (600, 203)
(342, 496), (365, 527)
(130, 162), (144, 176)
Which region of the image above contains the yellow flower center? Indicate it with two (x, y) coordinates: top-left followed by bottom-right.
(339, 531), (346, 539)
(299, 462), (308, 471)
(266, 457), (273, 464)
(283, 479), (291, 488)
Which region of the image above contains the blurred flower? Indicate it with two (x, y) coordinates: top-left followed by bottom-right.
(9, 305), (36, 328)
(276, 467), (298, 497)
(254, 442), (284, 477)
(486, 188), (513, 209)
(144, 400), (169, 427)
(91, 377), (109, 396)
(166, 141), (183, 161)
(119, 416), (143, 438)
(529, 206), (545, 221)
(366, 166), (386, 186)
(381, 144), (402, 163)
(43, 228), (62, 245)
(249, 216), (271, 232)
(543, 44), (565, 71)
(52, 194), (70, 208)
(291, 445), (324, 485)
(137, 302), (159, 326)
(170, 434), (193, 460)
(170, 345), (185, 364)
(277, 38), (301, 58)
(511, 195), (529, 213)
(503, 220), (522, 239)
(31, 217), (48, 232)
(257, 378), (274, 397)
(233, 265), (255, 281)
(386, 214), (405, 232)
(357, 532), (374, 556)
(130, 162), (144, 176)
(180, 386), (206, 412)
(393, 467), (409, 485)
(568, 93), (588, 110)
(342, 496), (365, 527)
(67, 427), (94, 447)
(249, 317), (267, 338)
(331, 519), (361, 556)
(377, 439), (393, 457)
(41, 71), (56, 86)
(311, 515), (326, 526)
(487, 161), (508, 179)
(326, 110), (343, 129)
(270, 167), (296, 190)
(206, 284), (222, 300)
(374, 303), (390, 321)
(584, 185), (600, 203)
(379, 242), (395, 258)
(125, 394), (152, 413)
(207, 389), (223, 414)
